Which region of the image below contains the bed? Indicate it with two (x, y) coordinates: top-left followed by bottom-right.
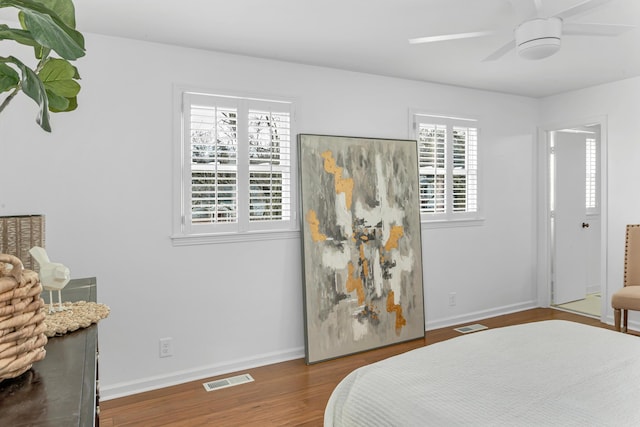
(325, 320), (640, 426)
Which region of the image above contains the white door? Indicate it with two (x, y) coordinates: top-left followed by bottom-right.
(553, 131), (588, 304)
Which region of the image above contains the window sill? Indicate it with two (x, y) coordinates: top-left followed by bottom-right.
(421, 217), (485, 229)
(171, 229), (300, 246)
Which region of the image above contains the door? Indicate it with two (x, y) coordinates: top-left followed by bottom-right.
(553, 131), (588, 304)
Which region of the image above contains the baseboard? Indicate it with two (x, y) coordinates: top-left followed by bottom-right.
(100, 346), (305, 401)
(102, 301), (539, 400)
(425, 300), (539, 331)
(587, 285), (600, 295)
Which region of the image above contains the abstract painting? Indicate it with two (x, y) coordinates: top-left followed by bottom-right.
(298, 134), (425, 363)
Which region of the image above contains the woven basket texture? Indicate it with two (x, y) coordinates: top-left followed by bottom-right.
(0, 253), (47, 382)
(0, 215), (45, 272)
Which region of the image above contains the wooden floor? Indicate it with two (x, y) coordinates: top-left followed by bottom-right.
(100, 308), (617, 426)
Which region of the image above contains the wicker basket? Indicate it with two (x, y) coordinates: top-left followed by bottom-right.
(0, 254), (47, 382)
(0, 215), (45, 272)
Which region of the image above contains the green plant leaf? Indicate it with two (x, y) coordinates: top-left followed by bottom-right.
(1, 0), (85, 60)
(0, 0), (84, 131)
(44, 78), (79, 97)
(21, 10), (84, 60)
(39, 58), (80, 112)
(34, 45), (51, 60)
(39, 58), (80, 97)
(1, 56), (51, 131)
(36, 0), (77, 28)
(45, 87), (68, 111)
(0, 62), (20, 93)
(16, 0), (75, 59)
(0, 22), (45, 59)
(62, 94), (76, 111)
(0, 24), (39, 47)
(48, 92), (76, 112)
(16, 7), (45, 58)
(39, 57), (78, 80)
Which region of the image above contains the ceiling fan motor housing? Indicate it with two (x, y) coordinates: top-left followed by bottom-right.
(516, 17), (562, 60)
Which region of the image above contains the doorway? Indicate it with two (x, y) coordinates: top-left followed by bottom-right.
(547, 123), (603, 318)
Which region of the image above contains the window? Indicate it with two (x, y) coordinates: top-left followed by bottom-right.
(412, 113), (480, 222)
(174, 90), (296, 241)
(585, 137), (597, 212)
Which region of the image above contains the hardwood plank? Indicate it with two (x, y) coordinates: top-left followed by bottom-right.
(100, 308), (620, 426)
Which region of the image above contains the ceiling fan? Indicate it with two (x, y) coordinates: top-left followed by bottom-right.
(409, 0), (635, 61)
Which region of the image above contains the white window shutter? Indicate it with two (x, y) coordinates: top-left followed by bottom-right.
(585, 137), (597, 211)
(413, 113), (480, 221)
(179, 91), (295, 237)
(452, 126), (478, 213)
(248, 109), (291, 222)
(189, 103), (239, 225)
(417, 123), (446, 214)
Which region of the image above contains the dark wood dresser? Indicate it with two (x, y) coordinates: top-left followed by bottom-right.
(0, 277), (100, 426)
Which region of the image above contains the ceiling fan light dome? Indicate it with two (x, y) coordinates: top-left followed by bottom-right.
(516, 17), (563, 60)
(518, 37), (561, 59)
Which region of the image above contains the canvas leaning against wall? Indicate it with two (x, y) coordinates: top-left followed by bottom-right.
(298, 134), (425, 364)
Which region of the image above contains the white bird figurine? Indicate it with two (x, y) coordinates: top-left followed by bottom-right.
(29, 246), (70, 313)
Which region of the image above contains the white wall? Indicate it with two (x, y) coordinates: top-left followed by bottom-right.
(0, 32), (539, 399)
(539, 76), (640, 325)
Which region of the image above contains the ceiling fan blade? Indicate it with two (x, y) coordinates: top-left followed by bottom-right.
(482, 40), (516, 62)
(533, 0), (543, 13)
(563, 22), (635, 36)
(409, 30), (498, 45)
(508, 0), (542, 20)
(554, 0), (613, 20)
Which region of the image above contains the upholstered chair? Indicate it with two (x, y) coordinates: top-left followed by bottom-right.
(612, 224), (640, 332)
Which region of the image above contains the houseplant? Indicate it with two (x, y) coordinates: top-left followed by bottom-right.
(0, 0), (85, 132)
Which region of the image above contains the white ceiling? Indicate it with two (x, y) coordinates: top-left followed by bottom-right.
(5, 0), (640, 98)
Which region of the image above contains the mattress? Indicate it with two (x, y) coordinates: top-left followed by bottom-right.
(325, 320), (640, 426)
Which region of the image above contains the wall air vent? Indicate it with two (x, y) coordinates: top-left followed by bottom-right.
(203, 373), (255, 392)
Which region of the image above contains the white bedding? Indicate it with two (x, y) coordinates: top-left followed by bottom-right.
(325, 320), (640, 426)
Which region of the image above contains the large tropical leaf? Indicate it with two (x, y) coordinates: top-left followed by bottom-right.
(36, 0), (77, 28)
(0, 62), (20, 93)
(15, 0), (76, 58)
(45, 87), (68, 111)
(0, 24), (38, 47)
(0, 0), (84, 131)
(1, 0), (85, 60)
(61, 93), (76, 111)
(39, 58), (79, 95)
(0, 56), (51, 131)
(39, 57), (80, 112)
(21, 9), (84, 60)
(43, 75), (79, 97)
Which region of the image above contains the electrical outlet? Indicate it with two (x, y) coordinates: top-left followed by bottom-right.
(449, 292), (457, 306)
(159, 337), (173, 358)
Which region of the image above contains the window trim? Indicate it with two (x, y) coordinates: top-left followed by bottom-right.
(410, 109), (484, 225)
(172, 85), (299, 245)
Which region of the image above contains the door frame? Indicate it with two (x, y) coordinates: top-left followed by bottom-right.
(535, 115), (608, 322)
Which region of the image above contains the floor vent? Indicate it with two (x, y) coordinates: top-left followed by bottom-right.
(454, 323), (488, 334)
(203, 374), (254, 392)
